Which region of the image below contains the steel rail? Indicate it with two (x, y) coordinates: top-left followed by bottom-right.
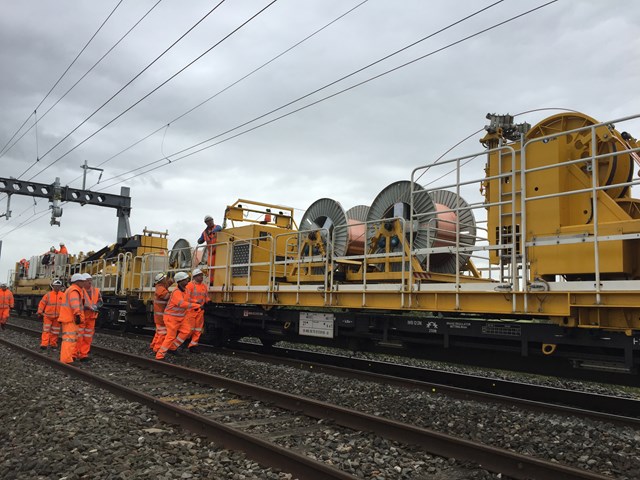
(230, 343), (640, 418)
(0, 337), (358, 480)
(1, 327), (612, 480)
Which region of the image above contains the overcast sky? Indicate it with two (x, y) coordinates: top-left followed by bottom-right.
(1, 0), (639, 280)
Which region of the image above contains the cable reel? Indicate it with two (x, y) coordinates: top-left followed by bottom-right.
(169, 239), (193, 270)
(427, 190), (477, 274)
(366, 180), (436, 271)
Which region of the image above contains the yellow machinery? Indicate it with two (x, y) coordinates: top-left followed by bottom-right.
(10, 111), (640, 369)
(11, 228), (169, 317)
(208, 112), (640, 334)
(483, 112), (640, 280)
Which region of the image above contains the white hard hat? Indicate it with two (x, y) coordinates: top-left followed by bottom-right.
(192, 268), (203, 277)
(51, 279), (63, 286)
(0, 282), (6, 287)
(60, 242), (65, 246)
(154, 273), (166, 283)
(174, 271), (189, 282)
(70, 273), (84, 283)
(82, 273), (92, 280)
(204, 215), (213, 222)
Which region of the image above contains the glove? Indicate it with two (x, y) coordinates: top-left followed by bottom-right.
(74, 314), (82, 325)
(91, 305), (99, 312)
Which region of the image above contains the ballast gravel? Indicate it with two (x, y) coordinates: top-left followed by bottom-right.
(0, 343), (289, 480)
(5, 318), (640, 479)
(95, 331), (640, 479)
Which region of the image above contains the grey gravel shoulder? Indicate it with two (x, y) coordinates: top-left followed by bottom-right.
(0, 342), (290, 480)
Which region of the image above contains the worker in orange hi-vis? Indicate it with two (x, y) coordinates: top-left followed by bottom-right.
(184, 268), (209, 354)
(37, 279), (64, 349)
(76, 273), (102, 362)
(57, 273), (86, 364)
(150, 272), (173, 353)
(155, 272), (200, 361)
(57, 243), (68, 255)
(197, 215), (222, 282)
(0, 282), (14, 330)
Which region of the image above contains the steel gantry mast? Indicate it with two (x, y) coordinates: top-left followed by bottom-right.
(0, 177), (131, 243)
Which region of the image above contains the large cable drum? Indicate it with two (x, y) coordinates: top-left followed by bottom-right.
(428, 190), (476, 274)
(169, 239), (192, 269)
(299, 198), (349, 257)
(366, 180), (436, 265)
(345, 205), (369, 255)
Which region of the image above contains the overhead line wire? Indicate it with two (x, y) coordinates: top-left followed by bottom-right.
(27, 0), (279, 184)
(23, 0), (229, 180)
(78, 0), (371, 182)
(97, 1), (556, 189)
(0, 0), (277, 232)
(1, 1), (559, 240)
(1, 0), (164, 163)
(0, 0), (125, 158)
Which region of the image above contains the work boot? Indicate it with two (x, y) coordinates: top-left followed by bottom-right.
(1, 323), (5, 330)
(40, 346), (47, 350)
(79, 357), (90, 362)
(167, 349), (182, 356)
(188, 346), (200, 354)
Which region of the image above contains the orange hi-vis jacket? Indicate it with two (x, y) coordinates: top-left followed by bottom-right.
(202, 226), (218, 247)
(83, 286), (101, 320)
(58, 284), (85, 324)
(38, 291), (64, 319)
(164, 289), (198, 320)
(154, 284), (170, 322)
(185, 281), (208, 308)
(0, 290), (14, 309)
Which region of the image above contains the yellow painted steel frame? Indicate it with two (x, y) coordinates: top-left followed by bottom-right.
(205, 112), (640, 334)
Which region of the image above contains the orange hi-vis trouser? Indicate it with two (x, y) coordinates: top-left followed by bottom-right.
(41, 316), (61, 347)
(187, 308), (205, 348)
(150, 314), (167, 352)
(59, 321), (78, 364)
(76, 313), (97, 359)
(155, 313), (192, 360)
(0, 307), (10, 324)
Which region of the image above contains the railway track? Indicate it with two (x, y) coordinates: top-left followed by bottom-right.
(223, 343), (640, 422)
(2, 323), (623, 479)
(13, 317), (640, 422)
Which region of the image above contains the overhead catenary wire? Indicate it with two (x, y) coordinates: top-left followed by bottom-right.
(0, 0), (125, 159)
(25, 0), (279, 184)
(72, 0), (371, 185)
(0, 0), (277, 233)
(0, 0), (371, 236)
(95, 1), (558, 191)
(1, 0), (165, 164)
(1, 1), (560, 241)
(93, 0), (508, 186)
